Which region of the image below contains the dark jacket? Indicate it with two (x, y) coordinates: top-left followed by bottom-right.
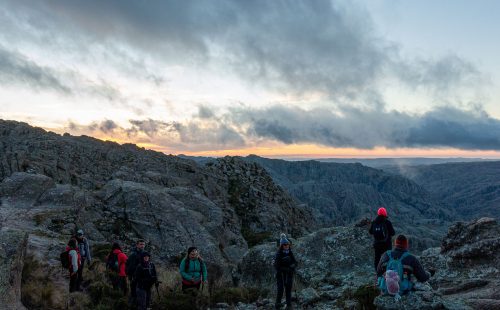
(377, 248), (430, 282)
(369, 216), (395, 248)
(134, 261), (158, 290)
(126, 248), (143, 278)
(273, 249), (297, 273)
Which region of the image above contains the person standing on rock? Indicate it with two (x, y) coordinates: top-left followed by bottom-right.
(134, 252), (158, 310)
(179, 247), (208, 292)
(273, 233), (297, 310)
(369, 207), (395, 271)
(75, 229), (91, 289)
(377, 234), (430, 295)
(67, 239), (81, 293)
(126, 239), (146, 306)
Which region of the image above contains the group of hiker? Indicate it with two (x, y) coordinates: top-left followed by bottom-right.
(272, 207), (432, 309)
(369, 207), (432, 298)
(63, 229), (91, 293)
(62, 234), (208, 309)
(62, 206), (431, 310)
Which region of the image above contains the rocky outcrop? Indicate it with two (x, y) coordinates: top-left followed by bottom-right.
(0, 229), (28, 310)
(420, 217), (500, 310)
(238, 222), (375, 309)
(235, 218), (500, 309)
(0, 119), (315, 309)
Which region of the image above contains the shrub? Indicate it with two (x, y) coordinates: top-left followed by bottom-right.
(352, 284), (379, 310)
(21, 255), (56, 309)
(241, 228), (272, 247)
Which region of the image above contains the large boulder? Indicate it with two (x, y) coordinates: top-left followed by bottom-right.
(0, 229), (28, 310)
(239, 223), (375, 309)
(0, 172), (55, 205)
(421, 217), (500, 309)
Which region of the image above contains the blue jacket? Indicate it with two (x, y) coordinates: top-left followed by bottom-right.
(180, 258), (207, 282)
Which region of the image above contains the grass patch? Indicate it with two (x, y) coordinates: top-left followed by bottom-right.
(351, 284), (379, 310)
(92, 243), (112, 261)
(33, 211), (59, 226)
(21, 255), (56, 309)
(241, 228), (272, 247)
(84, 261), (129, 309)
(156, 288), (210, 310)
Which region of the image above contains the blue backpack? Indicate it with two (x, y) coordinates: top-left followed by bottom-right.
(378, 250), (413, 295)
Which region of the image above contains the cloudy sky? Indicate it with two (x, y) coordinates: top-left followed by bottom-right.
(1, 0), (500, 158)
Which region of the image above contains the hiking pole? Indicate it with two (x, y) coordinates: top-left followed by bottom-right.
(155, 281), (161, 298)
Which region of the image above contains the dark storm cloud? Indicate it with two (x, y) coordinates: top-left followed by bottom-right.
(128, 119), (174, 137)
(404, 108), (500, 150)
(66, 104), (500, 152)
(200, 105), (500, 150)
(0, 46), (71, 94)
(3, 0), (482, 100)
(99, 119), (118, 133)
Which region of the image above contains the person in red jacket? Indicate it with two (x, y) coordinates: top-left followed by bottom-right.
(106, 242), (128, 295)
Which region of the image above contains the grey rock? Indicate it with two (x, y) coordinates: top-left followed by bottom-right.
(298, 287), (320, 305)
(0, 229), (28, 310)
(0, 172), (54, 205)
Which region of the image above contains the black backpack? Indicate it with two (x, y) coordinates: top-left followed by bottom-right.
(60, 250), (70, 269)
(372, 221), (388, 242)
(106, 253), (119, 272)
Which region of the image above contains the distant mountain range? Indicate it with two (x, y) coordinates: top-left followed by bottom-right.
(241, 155), (457, 249)
(181, 155), (493, 168)
(313, 157), (493, 168)
(386, 161), (500, 220)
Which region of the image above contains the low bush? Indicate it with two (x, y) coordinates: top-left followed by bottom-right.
(21, 255), (56, 309)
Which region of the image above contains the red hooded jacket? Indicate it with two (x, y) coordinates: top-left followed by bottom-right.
(112, 249), (128, 277)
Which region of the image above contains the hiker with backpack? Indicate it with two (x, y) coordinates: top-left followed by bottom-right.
(75, 229), (91, 289)
(106, 242), (128, 295)
(134, 252), (158, 310)
(126, 239), (146, 306)
(66, 239), (81, 293)
(273, 233), (297, 310)
(377, 234), (430, 297)
(179, 246), (208, 292)
(369, 207), (395, 271)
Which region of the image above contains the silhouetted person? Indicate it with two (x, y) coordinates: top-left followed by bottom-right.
(369, 207), (395, 270)
(274, 234), (297, 310)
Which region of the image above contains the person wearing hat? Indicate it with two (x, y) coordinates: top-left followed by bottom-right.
(369, 207), (395, 271)
(377, 234), (430, 294)
(179, 247), (208, 292)
(75, 229), (91, 289)
(134, 251), (158, 310)
(273, 233), (297, 310)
